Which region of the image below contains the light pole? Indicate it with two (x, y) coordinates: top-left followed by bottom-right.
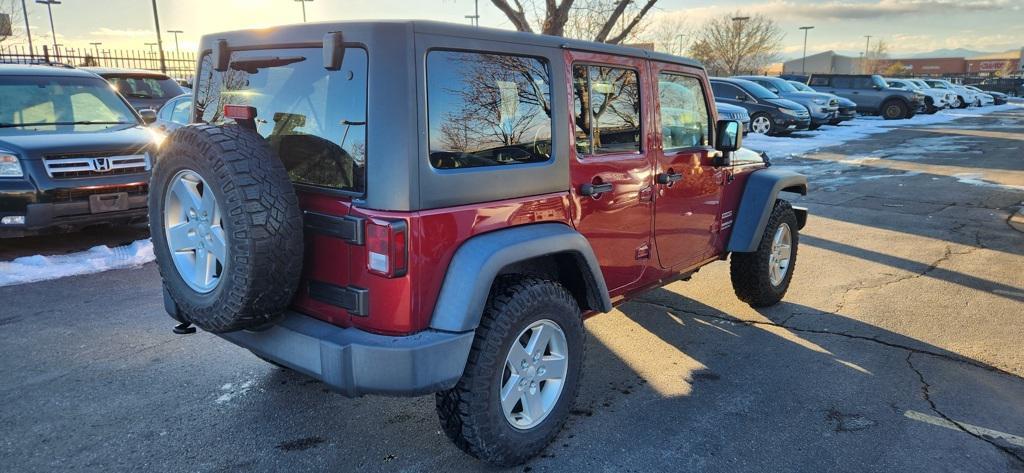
(167, 29), (183, 52)
(863, 35), (872, 73)
(799, 26), (814, 75)
(295, 0), (313, 23)
(675, 33), (685, 55)
(20, 0), (34, 58)
(465, 0), (479, 26)
(35, 0), (60, 52)
(149, 0), (167, 72)
(89, 41), (101, 56)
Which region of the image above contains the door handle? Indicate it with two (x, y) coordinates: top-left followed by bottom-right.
(580, 182), (613, 196)
(656, 172), (683, 185)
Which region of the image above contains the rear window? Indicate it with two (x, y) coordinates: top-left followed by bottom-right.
(809, 76), (830, 86)
(105, 75), (182, 100)
(193, 47), (368, 194)
(426, 51), (552, 170)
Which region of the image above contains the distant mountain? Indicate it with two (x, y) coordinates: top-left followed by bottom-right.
(905, 48), (991, 59)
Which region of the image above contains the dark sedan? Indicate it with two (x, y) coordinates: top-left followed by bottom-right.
(709, 77), (811, 135)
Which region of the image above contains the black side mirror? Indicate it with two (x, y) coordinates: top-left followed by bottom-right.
(139, 109), (157, 125)
(715, 120), (742, 166)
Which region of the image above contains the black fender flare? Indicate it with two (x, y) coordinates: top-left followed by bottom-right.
(429, 223), (612, 333)
(727, 169), (808, 253)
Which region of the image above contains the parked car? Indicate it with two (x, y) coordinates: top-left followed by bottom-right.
(905, 79), (960, 109)
(885, 78), (950, 113)
(715, 101), (751, 133)
(923, 79), (979, 108)
(151, 93), (192, 135)
(978, 77), (1023, 97)
(83, 67), (185, 112)
(965, 85), (1005, 105)
(0, 64), (157, 237)
(808, 74), (922, 119)
(789, 81), (858, 125)
(734, 75), (838, 130)
(151, 21), (809, 467)
(709, 77), (811, 135)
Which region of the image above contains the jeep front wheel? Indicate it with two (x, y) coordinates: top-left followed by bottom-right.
(730, 201), (799, 307)
(435, 277), (584, 466)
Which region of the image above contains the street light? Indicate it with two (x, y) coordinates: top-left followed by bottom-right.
(863, 35), (872, 74)
(295, 0), (313, 23)
(35, 0), (60, 52)
(150, 0), (166, 73)
(799, 26), (814, 75)
(464, 0), (479, 26)
(89, 41), (101, 54)
(20, 0), (34, 58)
(675, 33), (686, 55)
(167, 29), (183, 52)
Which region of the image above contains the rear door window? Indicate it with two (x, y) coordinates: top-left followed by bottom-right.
(193, 47), (368, 194)
(573, 64), (641, 155)
(426, 51), (552, 170)
(852, 77), (874, 89)
(831, 77), (853, 88)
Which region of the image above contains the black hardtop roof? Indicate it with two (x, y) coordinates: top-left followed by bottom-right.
(0, 63), (101, 78)
(201, 19), (704, 70)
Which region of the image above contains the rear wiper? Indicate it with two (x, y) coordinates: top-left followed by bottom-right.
(230, 56), (306, 73)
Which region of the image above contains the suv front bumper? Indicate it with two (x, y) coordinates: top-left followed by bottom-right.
(219, 311), (475, 397)
(0, 181), (149, 237)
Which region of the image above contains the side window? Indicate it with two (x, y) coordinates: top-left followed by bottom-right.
(426, 51), (552, 170)
(889, 82), (904, 89)
(657, 73), (710, 150)
(831, 77), (853, 88)
(169, 99), (191, 124)
(852, 77), (873, 89)
(809, 76), (830, 87)
(573, 64), (641, 155)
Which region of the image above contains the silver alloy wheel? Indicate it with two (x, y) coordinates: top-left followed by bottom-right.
(751, 116), (772, 134)
(164, 169), (227, 293)
(768, 223), (792, 286)
(501, 319), (569, 430)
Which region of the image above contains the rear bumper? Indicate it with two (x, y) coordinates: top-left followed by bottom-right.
(219, 311), (475, 397)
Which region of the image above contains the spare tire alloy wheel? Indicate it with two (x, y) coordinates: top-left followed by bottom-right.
(164, 169), (226, 293)
(502, 320), (569, 430)
(751, 114), (772, 135)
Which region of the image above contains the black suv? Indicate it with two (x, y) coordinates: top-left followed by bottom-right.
(83, 67), (185, 112)
(978, 77), (1023, 97)
(710, 77), (811, 135)
(808, 74), (923, 119)
(0, 65), (158, 237)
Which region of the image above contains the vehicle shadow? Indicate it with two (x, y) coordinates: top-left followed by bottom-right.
(226, 285), (1024, 472)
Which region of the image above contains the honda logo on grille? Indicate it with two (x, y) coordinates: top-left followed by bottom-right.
(93, 158), (112, 172)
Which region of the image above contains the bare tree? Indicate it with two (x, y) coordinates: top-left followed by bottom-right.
(0, 0), (23, 45)
(863, 39), (890, 74)
(686, 12), (784, 76)
(645, 15), (688, 55)
(490, 0), (658, 44)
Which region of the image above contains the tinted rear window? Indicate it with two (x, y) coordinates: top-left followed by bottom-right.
(193, 47), (368, 194)
(105, 75), (182, 100)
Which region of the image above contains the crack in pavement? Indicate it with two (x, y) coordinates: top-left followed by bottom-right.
(906, 352), (1024, 465)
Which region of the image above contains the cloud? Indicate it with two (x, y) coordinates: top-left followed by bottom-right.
(773, 0), (1014, 20)
(89, 27), (154, 38)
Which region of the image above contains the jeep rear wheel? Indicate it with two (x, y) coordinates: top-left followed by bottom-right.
(881, 100), (908, 120)
(435, 276), (584, 466)
(730, 201), (799, 307)
(150, 125), (304, 333)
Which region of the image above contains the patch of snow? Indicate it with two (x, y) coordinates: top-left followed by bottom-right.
(744, 103), (1022, 160)
(952, 173), (1024, 191)
(215, 379), (256, 404)
(0, 239), (154, 287)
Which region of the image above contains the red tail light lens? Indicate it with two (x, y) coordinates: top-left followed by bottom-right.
(366, 219), (408, 278)
(223, 104), (257, 120)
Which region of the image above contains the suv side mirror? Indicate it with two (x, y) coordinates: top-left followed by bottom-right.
(735, 94), (748, 102)
(715, 120), (742, 165)
(138, 109), (157, 125)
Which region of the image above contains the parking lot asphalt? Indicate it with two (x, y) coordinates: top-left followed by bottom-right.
(1, 108), (1022, 472)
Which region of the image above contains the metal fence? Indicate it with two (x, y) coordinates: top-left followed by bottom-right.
(0, 44), (196, 83)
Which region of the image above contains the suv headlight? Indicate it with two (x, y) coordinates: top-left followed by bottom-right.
(780, 108), (804, 116)
(812, 98), (826, 105)
(0, 152), (24, 178)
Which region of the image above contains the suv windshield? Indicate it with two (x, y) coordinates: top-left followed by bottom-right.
(871, 75), (888, 88)
(104, 74), (182, 99)
(0, 75), (137, 134)
(194, 47), (368, 194)
(768, 78), (798, 93)
(737, 80), (778, 99)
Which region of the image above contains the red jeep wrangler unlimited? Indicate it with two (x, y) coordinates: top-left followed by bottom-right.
(151, 21), (807, 466)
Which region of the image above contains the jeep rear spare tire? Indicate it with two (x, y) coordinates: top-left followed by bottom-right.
(150, 125), (304, 333)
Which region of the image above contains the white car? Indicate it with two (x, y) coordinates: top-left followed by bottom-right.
(886, 78), (949, 113)
(907, 79), (958, 109)
(925, 79), (980, 108)
(964, 86), (995, 106)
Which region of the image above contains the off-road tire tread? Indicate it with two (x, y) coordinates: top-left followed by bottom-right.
(435, 276), (583, 467)
(150, 124), (303, 333)
(730, 200), (799, 307)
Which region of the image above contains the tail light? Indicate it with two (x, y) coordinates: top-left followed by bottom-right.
(366, 219), (408, 278)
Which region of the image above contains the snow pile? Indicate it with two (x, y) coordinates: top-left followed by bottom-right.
(0, 239), (154, 287)
(743, 103), (1022, 160)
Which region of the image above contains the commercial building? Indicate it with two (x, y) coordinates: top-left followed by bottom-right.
(784, 48), (1023, 77)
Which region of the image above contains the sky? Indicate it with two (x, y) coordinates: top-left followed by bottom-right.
(1, 0), (1022, 58)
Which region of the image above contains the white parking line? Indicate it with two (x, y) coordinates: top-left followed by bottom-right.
(904, 410), (1024, 447)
